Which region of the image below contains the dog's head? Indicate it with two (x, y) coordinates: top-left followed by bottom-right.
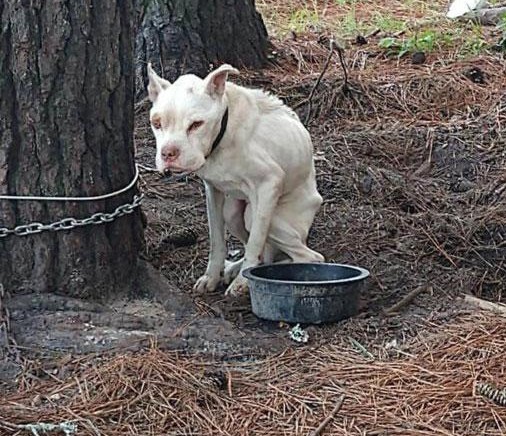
(147, 63), (239, 174)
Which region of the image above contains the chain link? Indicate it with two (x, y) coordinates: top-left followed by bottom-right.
(0, 194), (144, 238)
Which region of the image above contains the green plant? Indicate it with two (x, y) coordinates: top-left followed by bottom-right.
(459, 24), (487, 56)
(497, 12), (506, 47)
(499, 11), (506, 31)
(462, 35), (487, 55)
(379, 30), (447, 57)
(288, 8), (320, 33)
(336, 2), (367, 36)
(372, 13), (406, 33)
(342, 7), (359, 34)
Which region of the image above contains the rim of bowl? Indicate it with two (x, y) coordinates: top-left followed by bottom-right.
(242, 262), (370, 286)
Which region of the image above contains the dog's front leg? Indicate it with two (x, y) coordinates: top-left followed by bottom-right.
(194, 182), (226, 293)
(225, 179), (282, 296)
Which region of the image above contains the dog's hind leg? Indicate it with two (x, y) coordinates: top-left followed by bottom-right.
(223, 197), (249, 243)
(268, 227), (324, 262)
(267, 181), (324, 263)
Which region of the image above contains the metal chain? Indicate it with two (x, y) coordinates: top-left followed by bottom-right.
(0, 194), (144, 238)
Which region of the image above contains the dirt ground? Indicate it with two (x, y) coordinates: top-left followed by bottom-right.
(134, 12), (506, 354)
(1, 1), (506, 434)
(3, 0), (505, 384)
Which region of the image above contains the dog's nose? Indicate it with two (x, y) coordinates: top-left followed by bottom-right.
(161, 145), (180, 162)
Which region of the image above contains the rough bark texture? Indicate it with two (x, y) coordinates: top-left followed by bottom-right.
(135, 0), (269, 98)
(0, 1), (144, 299)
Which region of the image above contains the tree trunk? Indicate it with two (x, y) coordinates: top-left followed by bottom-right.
(135, 0), (269, 99)
(0, 1), (144, 299)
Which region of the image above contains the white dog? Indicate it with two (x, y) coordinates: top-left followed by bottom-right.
(147, 63), (324, 296)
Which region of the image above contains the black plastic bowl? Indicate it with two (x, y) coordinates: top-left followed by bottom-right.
(242, 263), (369, 324)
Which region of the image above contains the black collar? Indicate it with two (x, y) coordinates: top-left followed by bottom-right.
(207, 108), (229, 158)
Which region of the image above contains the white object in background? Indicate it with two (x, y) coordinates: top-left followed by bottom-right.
(447, 0), (488, 18)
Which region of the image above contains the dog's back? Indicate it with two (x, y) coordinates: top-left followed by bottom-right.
(219, 82), (314, 191)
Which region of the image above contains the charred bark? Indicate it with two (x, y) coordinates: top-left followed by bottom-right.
(0, 1), (144, 299)
(135, 0), (269, 98)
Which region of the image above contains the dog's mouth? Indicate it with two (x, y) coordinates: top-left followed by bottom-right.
(161, 167), (196, 180)
(160, 168), (191, 183)
(163, 168), (187, 176)
(160, 162), (203, 176)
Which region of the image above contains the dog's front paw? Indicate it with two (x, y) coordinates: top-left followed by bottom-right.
(224, 275), (249, 297)
(194, 273), (221, 293)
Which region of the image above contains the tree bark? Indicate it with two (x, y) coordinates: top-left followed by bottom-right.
(0, 1), (144, 299)
(135, 0), (269, 98)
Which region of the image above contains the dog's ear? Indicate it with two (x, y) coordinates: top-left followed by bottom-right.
(147, 63), (171, 103)
(204, 64), (239, 98)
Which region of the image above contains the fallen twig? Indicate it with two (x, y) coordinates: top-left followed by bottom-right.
(297, 39), (336, 125)
(349, 337), (375, 360)
(384, 286), (429, 316)
(309, 396), (346, 436)
(334, 43), (350, 96)
(365, 28), (381, 39)
(419, 227), (458, 268)
(464, 294), (506, 317)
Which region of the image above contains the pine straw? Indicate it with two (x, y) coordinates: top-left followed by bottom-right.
(1, 312), (504, 435)
(264, 36), (506, 124)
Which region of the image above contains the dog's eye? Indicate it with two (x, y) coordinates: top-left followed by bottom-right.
(151, 118), (162, 130)
(188, 120), (204, 133)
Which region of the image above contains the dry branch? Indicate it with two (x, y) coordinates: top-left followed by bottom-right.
(464, 294), (506, 316)
(384, 286), (429, 315)
(309, 395), (345, 436)
(468, 6), (506, 25)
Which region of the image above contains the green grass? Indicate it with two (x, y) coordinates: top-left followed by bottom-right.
(497, 12), (506, 48)
(340, 6), (360, 34)
(459, 25), (488, 56)
(372, 13), (407, 33)
(288, 8), (320, 33)
(377, 24), (494, 59)
(257, 0), (499, 59)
